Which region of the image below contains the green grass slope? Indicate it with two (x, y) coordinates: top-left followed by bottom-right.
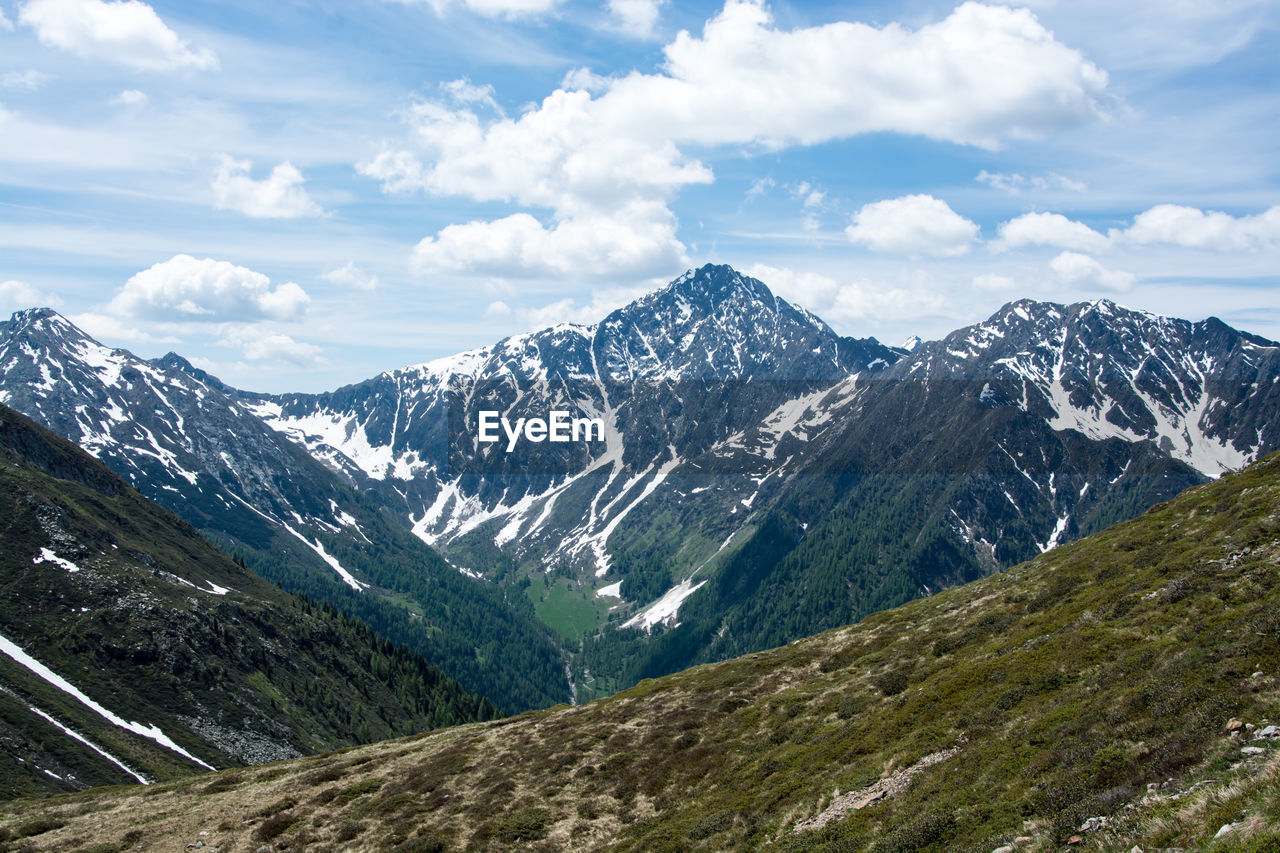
(0, 404), (497, 799)
(4, 449), (1280, 851)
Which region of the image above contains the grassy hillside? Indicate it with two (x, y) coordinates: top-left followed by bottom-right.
(3, 449), (1280, 851)
(0, 404), (498, 799)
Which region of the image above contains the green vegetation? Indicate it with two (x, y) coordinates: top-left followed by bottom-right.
(202, 477), (569, 714)
(525, 574), (611, 644)
(4, 448), (1280, 850)
(0, 404), (498, 798)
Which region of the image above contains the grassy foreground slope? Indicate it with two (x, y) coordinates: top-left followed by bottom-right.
(4, 452), (1280, 851)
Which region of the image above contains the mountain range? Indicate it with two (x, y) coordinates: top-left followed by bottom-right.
(2, 264), (1278, 705)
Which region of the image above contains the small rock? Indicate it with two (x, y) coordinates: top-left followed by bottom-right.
(1079, 816), (1109, 832)
(992, 846), (1014, 853)
(1242, 746), (1265, 755)
(1256, 725), (1279, 739)
(1226, 718), (1246, 733)
(1252, 671), (1264, 678)
(1068, 836), (1083, 845)
(1215, 823), (1235, 839)
(1129, 847), (1144, 853)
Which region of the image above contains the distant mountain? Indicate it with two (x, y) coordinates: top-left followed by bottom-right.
(216, 266), (1278, 696)
(9, 448), (1280, 850)
(0, 403), (497, 798)
(4, 267), (1277, 705)
(605, 295), (1280, 686)
(0, 310), (569, 713)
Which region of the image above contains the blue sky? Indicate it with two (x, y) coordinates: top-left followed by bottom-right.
(1, 0), (1277, 392)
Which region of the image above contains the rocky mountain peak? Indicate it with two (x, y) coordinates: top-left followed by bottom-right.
(2, 307), (95, 352)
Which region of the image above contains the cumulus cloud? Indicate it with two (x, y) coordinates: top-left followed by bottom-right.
(990, 204), (1280, 256)
(511, 286), (652, 329)
(0, 9), (13, 29)
(1, 70), (51, 91)
(608, 0), (667, 37)
(975, 170), (1086, 194)
(365, 1), (1109, 278)
(745, 263), (951, 324)
(411, 202), (689, 280)
(219, 326), (322, 365)
(108, 255), (310, 322)
(1049, 251), (1134, 291)
(320, 262), (379, 291)
(993, 211), (1109, 253)
(212, 156), (324, 219)
(18, 0), (217, 71)
(67, 311), (178, 345)
(1, 279), (61, 313)
(1120, 204), (1280, 251)
(846, 195), (979, 257)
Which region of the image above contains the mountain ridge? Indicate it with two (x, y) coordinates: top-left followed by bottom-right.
(0, 402), (498, 799)
(0, 310), (571, 714)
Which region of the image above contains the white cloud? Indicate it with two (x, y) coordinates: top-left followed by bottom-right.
(846, 195), (979, 257)
(993, 211), (1109, 253)
(320, 262), (379, 291)
(1, 279), (61, 313)
(0, 10), (13, 29)
(608, 0), (667, 37)
(108, 254), (310, 322)
(745, 263), (951, 324)
(111, 89), (148, 106)
(791, 181), (825, 209)
(1, 70), (52, 91)
(66, 311), (178, 345)
(975, 170), (1086, 194)
(745, 176), (775, 199)
(513, 286), (651, 329)
(485, 300), (512, 317)
(1119, 204), (1280, 251)
(212, 156), (324, 219)
(220, 326), (322, 365)
(411, 202), (688, 280)
(1050, 251), (1135, 291)
(366, 1), (1108, 278)
(988, 204), (1280, 257)
(18, 0), (218, 72)
(441, 77), (502, 113)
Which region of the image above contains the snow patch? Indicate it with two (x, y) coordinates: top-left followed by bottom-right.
(0, 631), (215, 771)
(622, 577), (707, 631)
(34, 548), (79, 573)
(26, 704), (151, 785)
